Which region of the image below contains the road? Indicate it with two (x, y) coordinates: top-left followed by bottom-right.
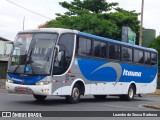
(0, 93), (160, 120)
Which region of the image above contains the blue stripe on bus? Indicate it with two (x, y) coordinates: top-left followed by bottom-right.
(77, 58), (157, 83)
(8, 74), (46, 85)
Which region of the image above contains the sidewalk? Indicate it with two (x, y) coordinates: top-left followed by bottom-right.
(0, 88), (7, 93)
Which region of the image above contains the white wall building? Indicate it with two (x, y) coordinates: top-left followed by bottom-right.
(0, 37), (13, 79)
(0, 37), (13, 61)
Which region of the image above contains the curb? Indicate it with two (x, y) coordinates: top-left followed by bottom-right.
(143, 104), (160, 110)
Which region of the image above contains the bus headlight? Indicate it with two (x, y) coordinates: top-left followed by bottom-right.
(7, 79), (13, 83)
(36, 81), (50, 85)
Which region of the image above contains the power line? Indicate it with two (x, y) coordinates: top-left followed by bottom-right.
(5, 0), (52, 20)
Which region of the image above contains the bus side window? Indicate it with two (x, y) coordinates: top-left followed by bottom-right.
(93, 41), (107, 58)
(134, 49), (144, 64)
(77, 37), (92, 56)
(109, 44), (120, 60)
(151, 53), (157, 65)
(53, 33), (74, 75)
(122, 47), (132, 62)
(93, 41), (101, 57)
(144, 52), (151, 65)
(101, 42), (107, 58)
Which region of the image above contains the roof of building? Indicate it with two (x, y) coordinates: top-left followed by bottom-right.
(0, 37), (11, 41)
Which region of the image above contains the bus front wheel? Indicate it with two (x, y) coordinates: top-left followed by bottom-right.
(33, 94), (47, 101)
(66, 84), (81, 104)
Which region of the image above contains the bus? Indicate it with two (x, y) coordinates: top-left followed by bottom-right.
(6, 28), (158, 103)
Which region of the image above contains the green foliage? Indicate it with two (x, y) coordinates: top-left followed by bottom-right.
(150, 36), (160, 66)
(42, 0), (140, 42)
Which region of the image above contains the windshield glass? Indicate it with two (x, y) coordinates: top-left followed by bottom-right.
(8, 33), (58, 75)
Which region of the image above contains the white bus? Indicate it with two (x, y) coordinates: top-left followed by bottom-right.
(6, 28), (158, 103)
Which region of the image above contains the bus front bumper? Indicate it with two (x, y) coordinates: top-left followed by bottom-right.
(6, 82), (52, 96)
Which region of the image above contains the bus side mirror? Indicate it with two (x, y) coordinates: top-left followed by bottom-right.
(57, 51), (63, 62)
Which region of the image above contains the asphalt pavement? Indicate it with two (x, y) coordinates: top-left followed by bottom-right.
(0, 89), (160, 120)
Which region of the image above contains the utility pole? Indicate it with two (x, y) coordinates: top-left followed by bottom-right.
(23, 16), (25, 30)
(139, 0), (144, 46)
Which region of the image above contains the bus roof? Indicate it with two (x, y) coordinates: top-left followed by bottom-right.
(19, 28), (78, 34)
(18, 28), (157, 53)
(78, 32), (157, 53)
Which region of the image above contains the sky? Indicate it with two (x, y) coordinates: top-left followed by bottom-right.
(0, 0), (160, 41)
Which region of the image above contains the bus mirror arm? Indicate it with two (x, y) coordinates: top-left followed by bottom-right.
(55, 45), (63, 62)
(55, 45), (60, 53)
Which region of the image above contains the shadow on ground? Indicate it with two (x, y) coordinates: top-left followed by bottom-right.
(10, 96), (151, 106)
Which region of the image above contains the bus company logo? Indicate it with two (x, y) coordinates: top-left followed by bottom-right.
(123, 69), (142, 77)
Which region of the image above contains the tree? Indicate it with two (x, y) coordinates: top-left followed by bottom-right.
(41, 0), (140, 43)
(150, 36), (160, 66)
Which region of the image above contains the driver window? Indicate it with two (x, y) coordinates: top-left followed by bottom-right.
(53, 33), (74, 75)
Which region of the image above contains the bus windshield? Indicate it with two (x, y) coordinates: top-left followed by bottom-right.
(8, 33), (58, 75)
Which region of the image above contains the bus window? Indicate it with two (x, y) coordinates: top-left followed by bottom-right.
(78, 37), (92, 56)
(144, 52), (151, 65)
(101, 42), (107, 58)
(134, 49), (144, 64)
(93, 41), (107, 58)
(109, 44), (120, 60)
(53, 33), (74, 75)
(151, 53), (157, 65)
(122, 47), (132, 62)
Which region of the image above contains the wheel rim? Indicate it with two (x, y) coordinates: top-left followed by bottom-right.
(129, 88), (134, 98)
(72, 87), (79, 100)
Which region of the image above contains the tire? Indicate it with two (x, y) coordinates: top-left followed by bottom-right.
(119, 85), (135, 101)
(93, 95), (107, 100)
(33, 94), (47, 101)
(66, 84), (81, 104)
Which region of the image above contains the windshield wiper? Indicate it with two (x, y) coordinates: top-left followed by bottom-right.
(24, 48), (35, 74)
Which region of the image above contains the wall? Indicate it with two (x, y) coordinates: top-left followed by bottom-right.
(0, 41), (12, 56)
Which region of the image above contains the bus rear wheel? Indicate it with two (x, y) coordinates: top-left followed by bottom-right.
(93, 95), (107, 100)
(66, 84), (81, 104)
(119, 85), (135, 101)
(33, 94), (47, 101)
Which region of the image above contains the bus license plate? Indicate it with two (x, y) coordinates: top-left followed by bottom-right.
(15, 87), (33, 94)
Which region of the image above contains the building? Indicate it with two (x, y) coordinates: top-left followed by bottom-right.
(0, 37), (13, 79)
(142, 29), (156, 47)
